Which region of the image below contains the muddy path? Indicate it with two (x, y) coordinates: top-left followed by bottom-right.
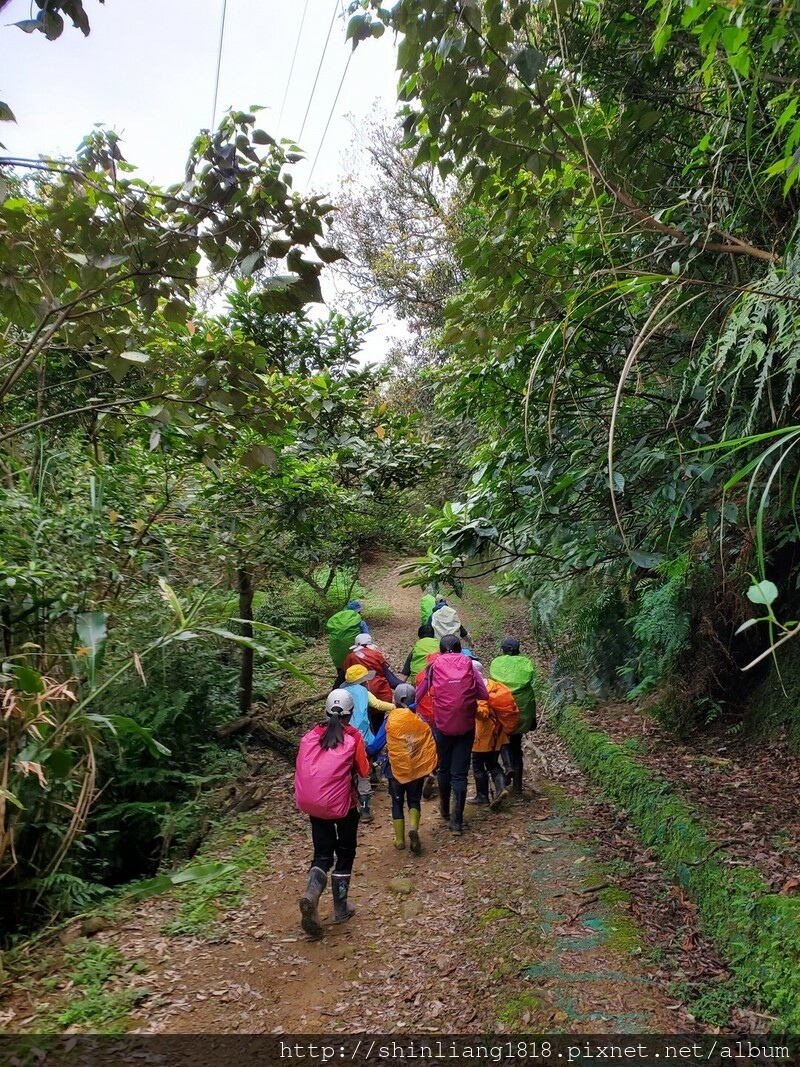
(3, 557), (719, 1035)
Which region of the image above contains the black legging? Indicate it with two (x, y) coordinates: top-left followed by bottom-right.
(435, 730), (475, 796)
(388, 776), (424, 819)
(309, 807), (360, 874)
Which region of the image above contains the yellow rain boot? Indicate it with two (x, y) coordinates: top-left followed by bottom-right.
(408, 808), (421, 855)
(393, 818), (406, 850)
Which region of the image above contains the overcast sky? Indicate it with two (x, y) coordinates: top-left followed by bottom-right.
(1, 0), (399, 188)
(1, 0), (403, 358)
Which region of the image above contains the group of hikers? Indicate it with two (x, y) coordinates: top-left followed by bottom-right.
(293, 595), (538, 940)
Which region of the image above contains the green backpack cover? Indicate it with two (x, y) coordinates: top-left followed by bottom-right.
(488, 654), (537, 732)
(420, 594), (436, 626)
(409, 636), (440, 677)
(327, 609), (362, 669)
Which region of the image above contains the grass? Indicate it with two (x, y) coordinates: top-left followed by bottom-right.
(29, 942), (148, 1034)
(160, 825), (279, 939)
(459, 584), (508, 646)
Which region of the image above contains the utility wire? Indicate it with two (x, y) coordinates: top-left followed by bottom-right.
(210, 0), (228, 130)
(298, 0), (340, 143)
(277, 0), (310, 135)
(306, 49), (353, 189)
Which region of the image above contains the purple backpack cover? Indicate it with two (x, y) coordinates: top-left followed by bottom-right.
(295, 727), (357, 819)
(428, 654), (481, 735)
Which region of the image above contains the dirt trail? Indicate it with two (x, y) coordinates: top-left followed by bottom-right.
(5, 557), (715, 1035)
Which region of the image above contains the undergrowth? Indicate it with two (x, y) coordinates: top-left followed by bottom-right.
(32, 942), (149, 1034)
(160, 826), (279, 939)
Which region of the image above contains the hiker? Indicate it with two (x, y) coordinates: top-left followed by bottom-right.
(343, 633), (402, 724)
(400, 623), (440, 680)
(431, 600), (470, 643)
(326, 601), (368, 684)
(468, 661), (520, 810)
(489, 637), (538, 795)
(415, 634), (489, 835)
(342, 664), (394, 824)
(294, 689), (369, 939)
(410, 641), (440, 800)
(347, 600), (370, 633)
(366, 683), (438, 854)
(420, 588), (437, 628)
(412, 640), (478, 797)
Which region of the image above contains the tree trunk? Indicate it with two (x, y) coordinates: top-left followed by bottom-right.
(237, 566), (254, 715)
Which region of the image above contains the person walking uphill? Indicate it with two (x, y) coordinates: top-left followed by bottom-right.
(400, 623), (440, 681)
(294, 689), (370, 940)
(342, 664), (394, 824)
(326, 601), (368, 684)
(343, 634), (402, 726)
(416, 634), (489, 836)
(468, 662), (519, 810)
(366, 683), (438, 854)
(489, 637), (538, 796)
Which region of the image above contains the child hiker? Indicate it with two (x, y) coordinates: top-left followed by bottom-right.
(342, 663), (394, 824)
(367, 683), (438, 854)
(294, 689), (370, 939)
(468, 661), (520, 810)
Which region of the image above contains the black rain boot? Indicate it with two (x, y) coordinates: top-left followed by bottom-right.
(438, 774), (451, 822)
(331, 873), (356, 923)
(467, 770), (489, 805)
(299, 866), (327, 939)
(449, 789), (467, 835)
(489, 768), (510, 810)
(359, 794), (374, 823)
(511, 765), (524, 795)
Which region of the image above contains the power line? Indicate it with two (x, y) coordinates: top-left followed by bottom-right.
(277, 0), (310, 136)
(306, 49), (353, 189)
(298, 0), (340, 144)
(210, 0), (228, 130)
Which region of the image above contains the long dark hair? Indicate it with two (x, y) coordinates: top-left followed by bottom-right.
(320, 716), (346, 750)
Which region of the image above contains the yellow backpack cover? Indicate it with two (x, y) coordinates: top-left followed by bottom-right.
(386, 707), (438, 784)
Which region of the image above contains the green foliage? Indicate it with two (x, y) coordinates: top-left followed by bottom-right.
(0, 577), (300, 937)
(623, 557), (694, 698)
(527, 574), (637, 703)
(342, 0), (800, 719)
(159, 830), (277, 939)
(53, 942), (147, 1033)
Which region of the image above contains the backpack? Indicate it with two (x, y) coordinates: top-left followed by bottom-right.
(432, 605), (461, 640)
(427, 653), (481, 735)
(343, 682), (375, 747)
(486, 679), (521, 736)
(386, 707), (438, 785)
(420, 593), (436, 627)
(295, 727), (357, 819)
(326, 609), (362, 669)
(489, 654), (537, 732)
(409, 636), (440, 678)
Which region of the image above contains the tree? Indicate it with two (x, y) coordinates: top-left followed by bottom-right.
(0, 111), (444, 928)
(331, 110), (463, 331)
(348, 0), (800, 717)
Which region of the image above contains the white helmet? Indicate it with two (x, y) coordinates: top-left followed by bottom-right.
(325, 689), (354, 717)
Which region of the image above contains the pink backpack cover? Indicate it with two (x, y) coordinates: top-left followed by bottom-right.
(295, 726), (357, 819)
(428, 654), (481, 736)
